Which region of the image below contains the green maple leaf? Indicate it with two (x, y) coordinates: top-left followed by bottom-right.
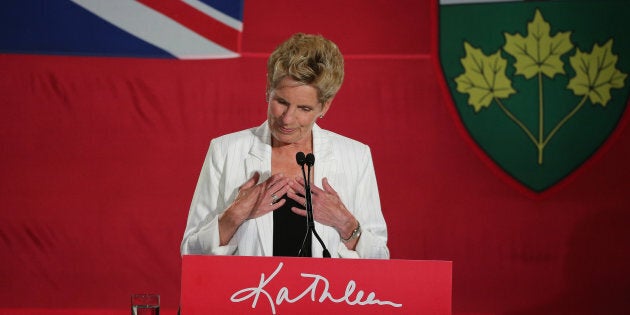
(455, 42), (516, 112)
(567, 39), (628, 106)
(504, 9), (574, 79)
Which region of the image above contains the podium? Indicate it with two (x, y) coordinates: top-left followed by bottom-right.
(180, 255), (452, 314)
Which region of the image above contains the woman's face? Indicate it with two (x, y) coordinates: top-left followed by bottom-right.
(267, 77), (330, 147)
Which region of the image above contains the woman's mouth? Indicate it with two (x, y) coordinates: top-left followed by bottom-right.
(279, 126), (295, 134)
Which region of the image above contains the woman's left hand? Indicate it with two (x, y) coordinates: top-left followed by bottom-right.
(288, 177), (358, 238)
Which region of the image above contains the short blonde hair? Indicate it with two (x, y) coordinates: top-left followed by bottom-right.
(266, 33), (344, 104)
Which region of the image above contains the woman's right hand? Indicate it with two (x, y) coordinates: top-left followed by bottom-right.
(233, 172), (290, 221)
(218, 172), (289, 245)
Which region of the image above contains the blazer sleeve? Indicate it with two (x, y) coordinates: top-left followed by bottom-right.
(180, 139), (238, 256)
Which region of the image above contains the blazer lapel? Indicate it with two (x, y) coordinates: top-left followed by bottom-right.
(312, 124), (337, 181)
(246, 123), (274, 256)
(312, 124), (337, 256)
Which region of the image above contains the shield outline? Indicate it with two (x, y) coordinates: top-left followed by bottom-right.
(429, 0), (630, 198)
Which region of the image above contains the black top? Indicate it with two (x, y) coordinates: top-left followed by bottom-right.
(273, 194), (311, 257)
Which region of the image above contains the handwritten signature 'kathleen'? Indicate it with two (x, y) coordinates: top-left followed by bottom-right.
(230, 262), (402, 314)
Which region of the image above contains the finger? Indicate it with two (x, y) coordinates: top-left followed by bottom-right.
(286, 178), (299, 194)
(268, 181), (290, 205)
(249, 198), (286, 220)
(269, 198), (286, 210)
(294, 175), (322, 195)
(269, 189), (288, 207)
(322, 177), (338, 196)
(273, 184), (290, 198)
(268, 173), (286, 184)
(294, 176), (313, 188)
(241, 172), (260, 190)
(287, 190), (307, 208)
(288, 180), (306, 196)
(309, 181), (324, 195)
(267, 174), (289, 192)
(291, 207), (307, 217)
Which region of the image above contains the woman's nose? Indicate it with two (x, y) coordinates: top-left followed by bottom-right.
(281, 106), (296, 123)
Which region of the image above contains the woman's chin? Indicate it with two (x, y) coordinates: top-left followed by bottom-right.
(273, 137), (294, 146)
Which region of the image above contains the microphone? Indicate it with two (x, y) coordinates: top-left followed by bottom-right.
(296, 152), (306, 166)
(296, 152), (331, 258)
(305, 153), (314, 167)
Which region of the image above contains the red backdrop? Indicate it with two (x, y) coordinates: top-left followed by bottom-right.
(1, 1), (629, 314)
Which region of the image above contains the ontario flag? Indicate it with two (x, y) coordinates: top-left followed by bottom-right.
(0, 0), (243, 59)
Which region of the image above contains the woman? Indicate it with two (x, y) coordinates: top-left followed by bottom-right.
(181, 33), (389, 258)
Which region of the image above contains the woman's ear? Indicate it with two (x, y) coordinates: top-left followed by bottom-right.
(320, 99), (333, 118)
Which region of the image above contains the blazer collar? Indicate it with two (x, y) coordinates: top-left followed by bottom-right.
(248, 122), (272, 162)
(313, 123), (333, 160)
(312, 123), (336, 182)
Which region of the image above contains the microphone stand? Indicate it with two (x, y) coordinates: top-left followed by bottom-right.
(297, 153), (331, 258)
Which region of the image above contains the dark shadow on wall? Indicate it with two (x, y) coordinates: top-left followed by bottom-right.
(509, 207), (630, 315)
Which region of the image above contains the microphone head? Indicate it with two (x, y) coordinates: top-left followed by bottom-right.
(305, 153), (315, 166)
(296, 152), (306, 166)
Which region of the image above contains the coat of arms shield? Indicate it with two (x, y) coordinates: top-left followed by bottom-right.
(437, 0), (630, 193)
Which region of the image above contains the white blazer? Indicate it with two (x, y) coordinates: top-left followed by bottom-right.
(181, 122), (389, 258)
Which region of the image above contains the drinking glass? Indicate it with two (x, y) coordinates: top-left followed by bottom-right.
(131, 294), (159, 315)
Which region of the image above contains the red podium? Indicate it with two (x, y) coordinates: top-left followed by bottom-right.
(180, 255), (452, 314)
